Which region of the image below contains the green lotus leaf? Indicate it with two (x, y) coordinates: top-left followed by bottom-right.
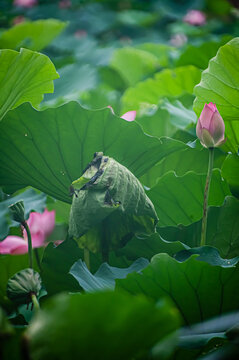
(0, 19), (67, 52)
(7, 268), (41, 306)
(69, 153), (158, 256)
(0, 48), (59, 121)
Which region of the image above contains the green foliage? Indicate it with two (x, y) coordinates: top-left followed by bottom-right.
(175, 246), (239, 266)
(136, 43), (177, 68)
(122, 65), (201, 111)
(0, 3), (239, 359)
(176, 37), (231, 69)
(40, 240), (82, 296)
(0, 48), (58, 121)
(207, 196), (239, 258)
(117, 233), (188, 261)
(70, 257), (149, 292)
(148, 169), (230, 227)
(222, 155), (239, 198)
(141, 143), (226, 188)
(27, 291), (180, 360)
(0, 102), (186, 202)
(111, 47), (159, 86)
(42, 63), (98, 108)
(116, 253), (239, 325)
(0, 19), (66, 51)
(194, 38), (239, 153)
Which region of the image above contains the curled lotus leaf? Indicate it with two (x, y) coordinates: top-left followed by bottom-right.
(69, 152), (158, 254)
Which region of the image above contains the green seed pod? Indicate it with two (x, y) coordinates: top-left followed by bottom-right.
(69, 153), (158, 253)
(9, 200), (25, 224)
(7, 268), (41, 306)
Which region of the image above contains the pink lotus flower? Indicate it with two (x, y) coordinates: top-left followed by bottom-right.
(120, 110), (137, 122)
(14, 0), (37, 7)
(59, 0), (71, 9)
(196, 103), (226, 148)
(74, 30), (87, 39)
(108, 106), (136, 122)
(170, 34), (187, 47)
(0, 209), (55, 255)
(12, 16), (26, 25)
(183, 10), (206, 26)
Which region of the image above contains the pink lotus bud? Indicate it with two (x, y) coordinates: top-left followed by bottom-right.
(183, 10), (206, 26)
(196, 103), (226, 148)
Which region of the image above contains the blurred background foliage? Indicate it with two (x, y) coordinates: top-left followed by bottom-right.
(0, 0), (237, 113)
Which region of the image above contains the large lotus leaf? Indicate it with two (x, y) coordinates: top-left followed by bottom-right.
(117, 10), (159, 27)
(70, 257), (149, 292)
(41, 63), (98, 108)
(193, 38), (239, 153)
(160, 98), (197, 127)
(40, 240), (82, 296)
(175, 246), (239, 267)
(117, 233), (188, 261)
(0, 102), (186, 202)
(27, 291), (180, 360)
(121, 65), (201, 111)
(134, 98), (196, 140)
(148, 169), (231, 227)
(116, 253), (239, 326)
(175, 312), (239, 359)
(157, 196), (239, 258)
(110, 47), (159, 86)
(0, 48), (59, 121)
(136, 106), (176, 139)
(79, 84), (121, 113)
(0, 19), (66, 51)
(176, 37), (231, 69)
(222, 154), (239, 198)
(69, 153), (158, 253)
(141, 142), (226, 188)
(0, 307), (14, 336)
(136, 43), (177, 68)
(206, 196), (239, 258)
(0, 188), (46, 241)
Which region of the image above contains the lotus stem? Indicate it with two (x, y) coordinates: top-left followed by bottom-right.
(31, 293), (40, 310)
(23, 221), (33, 269)
(200, 147), (214, 247)
(84, 248), (90, 271)
(34, 248), (42, 271)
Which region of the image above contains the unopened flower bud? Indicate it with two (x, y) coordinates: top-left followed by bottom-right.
(196, 103), (226, 148)
(9, 200), (25, 224)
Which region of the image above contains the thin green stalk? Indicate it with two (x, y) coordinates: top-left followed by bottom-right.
(34, 248), (42, 271)
(84, 248), (90, 271)
(101, 219), (109, 263)
(31, 293), (40, 310)
(200, 147), (214, 247)
(22, 221), (33, 269)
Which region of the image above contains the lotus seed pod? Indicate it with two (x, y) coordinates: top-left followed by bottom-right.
(7, 268), (41, 306)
